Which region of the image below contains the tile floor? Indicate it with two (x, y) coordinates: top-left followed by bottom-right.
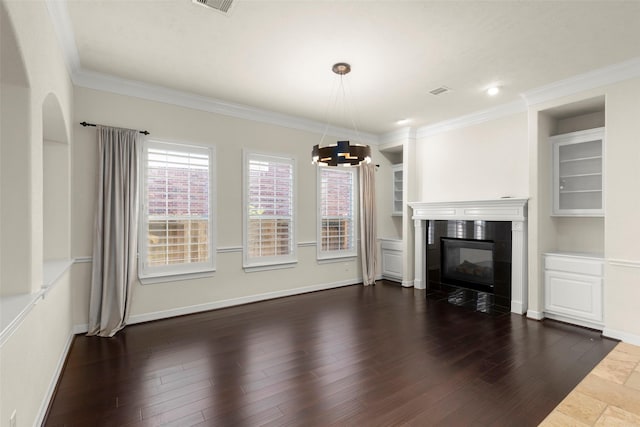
(540, 342), (640, 426)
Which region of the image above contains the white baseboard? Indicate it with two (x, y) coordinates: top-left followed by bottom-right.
(544, 312), (603, 331)
(73, 323), (88, 335)
(127, 279), (359, 326)
(401, 280), (414, 288)
(603, 327), (640, 346)
(527, 310), (545, 320)
(35, 330), (75, 426)
(511, 301), (525, 315)
(413, 279), (425, 290)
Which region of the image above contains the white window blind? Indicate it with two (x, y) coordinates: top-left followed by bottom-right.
(244, 152), (296, 268)
(318, 167), (357, 259)
(139, 140), (215, 281)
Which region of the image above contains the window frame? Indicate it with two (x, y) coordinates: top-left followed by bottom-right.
(138, 139), (216, 284)
(243, 150), (297, 271)
(316, 166), (358, 261)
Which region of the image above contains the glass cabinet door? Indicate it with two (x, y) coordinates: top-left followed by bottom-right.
(551, 128), (604, 216)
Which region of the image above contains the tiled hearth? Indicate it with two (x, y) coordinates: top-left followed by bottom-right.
(541, 342), (640, 426)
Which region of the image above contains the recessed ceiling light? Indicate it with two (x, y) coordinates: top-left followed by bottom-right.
(487, 86), (500, 96)
(396, 118), (410, 125)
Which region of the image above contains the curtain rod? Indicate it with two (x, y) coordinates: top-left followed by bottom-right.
(80, 121), (150, 135)
(79, 122), (378, 166)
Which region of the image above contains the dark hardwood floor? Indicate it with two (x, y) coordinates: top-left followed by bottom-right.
(45, 281), (617, 426)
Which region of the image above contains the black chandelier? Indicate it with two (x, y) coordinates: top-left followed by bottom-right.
(312, 62), (372, 167)
(312, 140), (371, 167)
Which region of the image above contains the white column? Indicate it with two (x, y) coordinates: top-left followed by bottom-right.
(511, 220), (528, 314)
(413, 219), (425, 289)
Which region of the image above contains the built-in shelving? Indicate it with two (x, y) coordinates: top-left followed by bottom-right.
(392, 164), (403, 216)
(551, 127), (605, 216)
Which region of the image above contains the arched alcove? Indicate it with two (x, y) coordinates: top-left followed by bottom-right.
(1, 2), (32, 296)
(42, 92), (71, 266)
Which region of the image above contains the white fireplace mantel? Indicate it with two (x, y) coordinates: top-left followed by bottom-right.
(408, 198), (528, 315)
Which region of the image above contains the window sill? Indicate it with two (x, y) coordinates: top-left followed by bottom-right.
(139, 269), (215, 285)
(243, 261), (297, 273)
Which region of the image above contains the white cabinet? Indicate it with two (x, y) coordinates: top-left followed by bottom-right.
(550, 127), (605, 216)
(543, 252), (604, 329)
(392, 164), (403, 216)
(381, 239), (403, 282)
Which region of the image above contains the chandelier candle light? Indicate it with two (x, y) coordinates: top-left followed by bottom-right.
(312, 62), (372, 167)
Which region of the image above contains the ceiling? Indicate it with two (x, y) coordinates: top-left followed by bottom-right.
(61, 0), (640, 135)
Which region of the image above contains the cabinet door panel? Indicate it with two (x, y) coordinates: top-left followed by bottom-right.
(544, 271), (602, 322)
(382, 249), (403, 280)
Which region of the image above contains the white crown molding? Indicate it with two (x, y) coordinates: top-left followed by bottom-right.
(45, 0), (379, 145)
(522, 56), (640, 106)
(416, 100), (526, 140)
(44, 0), (640, 145)
(74, 69), (380, 145)
(380, 127), (416, 145)
(44, 0), (80, 75)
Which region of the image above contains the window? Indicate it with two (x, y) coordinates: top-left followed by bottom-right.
(243, 151), (296, 269)
(139, 140), (215, 282)
(317, 167), (357, 259)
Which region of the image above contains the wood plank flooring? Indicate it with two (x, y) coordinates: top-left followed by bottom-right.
(44, 281), (617, 426)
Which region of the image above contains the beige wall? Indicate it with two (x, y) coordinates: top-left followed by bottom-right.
(0, 273), (73, 427)
(415, 112), (529, 202)
(0, 83), (30, 295)
(43, 139), (71, 260)
(603, 78), (640, 338)
(72, 87), (397, 326)
(0, 1), (75, 426)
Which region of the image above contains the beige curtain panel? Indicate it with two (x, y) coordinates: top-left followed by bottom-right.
(359, 163), (378, 286)
(88, 126), (141, 337)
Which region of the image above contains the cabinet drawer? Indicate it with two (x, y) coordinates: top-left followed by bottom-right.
(544, 255), (603, 276)
(544, 270), (603, 322)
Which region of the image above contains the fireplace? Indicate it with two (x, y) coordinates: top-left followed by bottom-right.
(409, 198), (528, 315)
(441, 238), (494, 291)
(426, 220), (512, 312)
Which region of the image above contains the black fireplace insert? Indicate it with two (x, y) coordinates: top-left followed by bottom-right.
(441, 237), (495, 291)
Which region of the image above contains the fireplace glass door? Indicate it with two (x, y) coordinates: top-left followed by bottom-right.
(441, 238), (495, 290)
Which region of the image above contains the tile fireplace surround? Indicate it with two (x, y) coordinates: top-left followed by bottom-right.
(409, 198), (528, 315)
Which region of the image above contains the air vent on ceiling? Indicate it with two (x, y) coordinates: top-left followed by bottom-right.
(429, 86), (452, 96)
(192, 0), (235, 15)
